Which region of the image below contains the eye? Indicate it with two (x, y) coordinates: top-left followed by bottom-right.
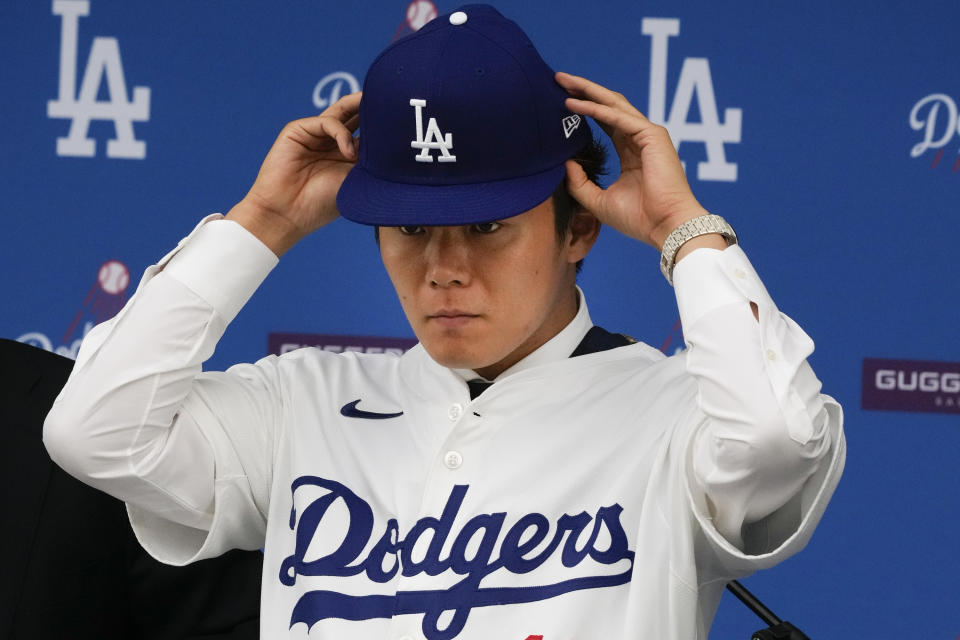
(397, 225), (424, 235)
(471, 221), (502, 234)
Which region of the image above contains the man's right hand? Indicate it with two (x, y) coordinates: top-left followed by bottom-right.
(225, 91), (361, 257)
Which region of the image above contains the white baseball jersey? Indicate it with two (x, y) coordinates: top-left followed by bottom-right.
(45, 217), (845, 640)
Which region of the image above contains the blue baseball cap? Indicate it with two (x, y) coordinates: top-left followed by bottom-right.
(336, 4), (592, 226)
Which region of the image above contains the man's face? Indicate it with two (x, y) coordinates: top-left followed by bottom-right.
(379, 198), (596, 379)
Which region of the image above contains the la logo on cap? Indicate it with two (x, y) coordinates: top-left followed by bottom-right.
(410, 98), (456, 163)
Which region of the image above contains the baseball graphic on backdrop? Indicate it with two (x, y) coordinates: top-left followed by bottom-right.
(406, 0), (437, 31)
(98, 259), (130, 295)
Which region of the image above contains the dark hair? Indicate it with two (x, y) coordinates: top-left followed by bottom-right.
(373, 137), (607, 264)
(553, 137), (608, 272)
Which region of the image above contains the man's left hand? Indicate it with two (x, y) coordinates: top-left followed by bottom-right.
(556, 71), (711, 251)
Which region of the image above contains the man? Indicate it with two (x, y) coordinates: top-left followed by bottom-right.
(45, 5), (844, 639)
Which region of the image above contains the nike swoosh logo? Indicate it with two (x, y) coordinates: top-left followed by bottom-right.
(340, 399), (404, 420)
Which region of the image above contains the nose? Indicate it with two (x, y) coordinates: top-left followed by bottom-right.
(425, 229), (471, 288)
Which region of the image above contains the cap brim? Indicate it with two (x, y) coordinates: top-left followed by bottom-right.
(336, 163), (566, 226)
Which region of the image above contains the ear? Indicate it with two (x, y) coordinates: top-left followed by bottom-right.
(564, 210), (601, 264)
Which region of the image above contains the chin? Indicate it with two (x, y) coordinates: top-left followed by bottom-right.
(420, 338), (500, 372)
(424, 347), (483, 370)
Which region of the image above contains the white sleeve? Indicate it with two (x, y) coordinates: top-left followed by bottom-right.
(672, 244), (845, 552)
(43, 216), (280, 563)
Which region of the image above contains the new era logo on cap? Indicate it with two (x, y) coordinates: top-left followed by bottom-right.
(336, 4), (592, 227)
(563, 115), (581, 139)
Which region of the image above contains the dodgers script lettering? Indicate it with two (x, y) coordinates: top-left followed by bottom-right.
(280, 477), (634, 640)
(909, 93), (960, 158)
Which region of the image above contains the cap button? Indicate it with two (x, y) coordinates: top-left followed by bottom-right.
(449, 11), (467, 25)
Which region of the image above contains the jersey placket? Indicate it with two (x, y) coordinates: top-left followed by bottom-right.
(387, 387), (487, 640)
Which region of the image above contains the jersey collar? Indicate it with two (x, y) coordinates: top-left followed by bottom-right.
(453, 285), (593, 383)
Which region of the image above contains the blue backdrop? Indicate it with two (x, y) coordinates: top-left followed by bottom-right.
(3, 1), (959, 637)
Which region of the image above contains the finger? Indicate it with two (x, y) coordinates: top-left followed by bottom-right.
(318, 116), (357, 159)
(295, 115), (357, 159)
(557, 72), (641, 118)
(564, 159), (605, 215)
(565, 97), (651, 139)
(320, 91), (362, 122)
(556, 72), (644, 118)
(573, 103), (615, 139)
(344, 114), (360, 134)
(554, 71), (595, 98)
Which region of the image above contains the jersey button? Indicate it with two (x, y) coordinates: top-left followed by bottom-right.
(448, 403), (463, 421)
(444, 450), (463, 470)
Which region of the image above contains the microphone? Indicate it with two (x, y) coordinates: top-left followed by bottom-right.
(726, 580), (811, 640)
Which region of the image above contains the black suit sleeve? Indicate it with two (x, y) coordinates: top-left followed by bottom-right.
(0, 339), (262, 640)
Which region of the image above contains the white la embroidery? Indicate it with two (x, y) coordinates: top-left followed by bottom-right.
(410, 98), (456, 163)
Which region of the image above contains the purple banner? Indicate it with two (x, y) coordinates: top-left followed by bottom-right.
(862, 358), (960, 414)
(268, 332), (418, 358)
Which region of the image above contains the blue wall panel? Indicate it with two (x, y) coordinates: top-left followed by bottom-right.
(2, 1), (958, 637)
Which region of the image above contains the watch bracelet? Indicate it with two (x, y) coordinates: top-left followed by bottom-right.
(659, 214), (737, 285)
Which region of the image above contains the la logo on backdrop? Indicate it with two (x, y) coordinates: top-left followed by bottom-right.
(47, 0), (151, 159)
(642, 18), (742, 182)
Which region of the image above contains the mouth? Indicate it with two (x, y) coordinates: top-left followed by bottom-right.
(427, 309), (481, 327)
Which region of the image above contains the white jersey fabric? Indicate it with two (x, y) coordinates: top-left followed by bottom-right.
(44, 216), (845, 640)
